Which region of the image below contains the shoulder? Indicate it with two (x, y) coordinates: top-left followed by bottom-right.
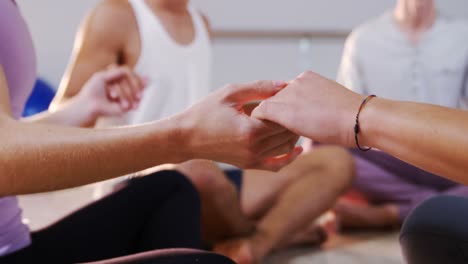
(431, 15), (468, 50)
(343, 12), (391, 56)
(93, 0), (134, 19)
(348, 12), (389, 45)
(437, 14), (468, 35)
(83, 0), (137, 41)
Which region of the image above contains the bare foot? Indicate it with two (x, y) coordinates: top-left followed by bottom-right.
(334, 200), (400, 229)
(215, 224), (330, 264)
(214, 238), (258, 264)
(284, 224), (330, 248)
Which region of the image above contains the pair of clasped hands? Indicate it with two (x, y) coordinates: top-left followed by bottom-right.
(82, 66), (363, 171)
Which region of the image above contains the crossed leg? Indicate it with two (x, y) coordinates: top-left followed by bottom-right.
(178, 146), (355, 264)
(214, 146), (354, 263)
(177, 160), (255, 242)
(335, 152), (468, 229)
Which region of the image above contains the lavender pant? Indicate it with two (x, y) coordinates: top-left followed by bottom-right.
(351, 150), (468, 222)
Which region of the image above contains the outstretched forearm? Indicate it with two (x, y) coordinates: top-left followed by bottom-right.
(360, 98), (468, 184)
(252, 71), (468, 185)
(0, 115), (187, 196)
(1, 67), (299, 196)
(22, 95), (99, 127)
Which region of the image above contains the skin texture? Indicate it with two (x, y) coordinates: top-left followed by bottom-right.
(26, 66), (145, 127)
(253, 70), (468, 185)
(177, 146), (354, 264)
(0, 67), (300, 196)
(51, 0), (145, 113)
(210, 147), (354, 264)
(0, 0), (303, 196)
(51, 0), (210, 115)
(46, 2), (354, 263)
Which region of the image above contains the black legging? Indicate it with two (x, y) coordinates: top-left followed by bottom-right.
(2, 170), (205, 263)
(400, 195), (468, 264)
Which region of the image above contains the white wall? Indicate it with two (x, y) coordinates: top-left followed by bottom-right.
(194, 0), (468, 30)
(18, 0), (468, 88)
(18, 0), (99, 86)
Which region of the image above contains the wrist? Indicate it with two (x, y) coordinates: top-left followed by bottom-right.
(341, 94), (367, 147)
(73, 93), (100, 121)
(357, 97), (386, 149)
(163, 112), (196, 163)
(354, 95), (377, 151)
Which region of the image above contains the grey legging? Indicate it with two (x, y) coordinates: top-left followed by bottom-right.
(400, 195), (468, 264)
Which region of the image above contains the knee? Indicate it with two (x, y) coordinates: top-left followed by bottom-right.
(190, 172), (221, 194)
(139, 170), (201, 206)
(195, 175), (234, 199)
(400, 195), (468, 264)
(305, 146), (355, 190)
(176, 161), (230, 194)
(401, 195), (468, 238)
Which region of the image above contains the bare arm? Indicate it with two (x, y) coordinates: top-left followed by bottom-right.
(22, 96), (98, 126)
(46, 0), (138, 127)
(253, 71), (468, 184)
(360, 98), (468, 184)
(24, 66), (143, 127)
(0, 66), (174, 195)
(0, 66), (299, 196)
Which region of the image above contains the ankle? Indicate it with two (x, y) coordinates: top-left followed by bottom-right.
(366, 204), (400, 227)
(250, 228), (277, 257)
(382, 204), (400, 227)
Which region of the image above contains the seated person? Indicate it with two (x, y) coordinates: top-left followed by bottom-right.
(251, 69), (468, 264)
(333, 0), (468, 228)
(0, 0), (300, 262)
(52, 1), (356, 263)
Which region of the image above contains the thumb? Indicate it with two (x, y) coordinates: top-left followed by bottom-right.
(259, 146), (303, 171)
(224, 80), (288, 104)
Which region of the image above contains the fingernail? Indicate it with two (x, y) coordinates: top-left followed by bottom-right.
(121, 101), (129, 109)
(273, 81), (288, 87)
(109, 90), (118, 98)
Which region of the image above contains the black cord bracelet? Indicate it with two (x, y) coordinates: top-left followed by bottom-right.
(354, 95), (376, 151)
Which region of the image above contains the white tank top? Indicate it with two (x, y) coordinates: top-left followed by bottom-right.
(98, 0), (212, 126)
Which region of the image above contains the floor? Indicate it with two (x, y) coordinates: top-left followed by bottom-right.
(19, 185), (405, 264)
(266, 232), (403, 264)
